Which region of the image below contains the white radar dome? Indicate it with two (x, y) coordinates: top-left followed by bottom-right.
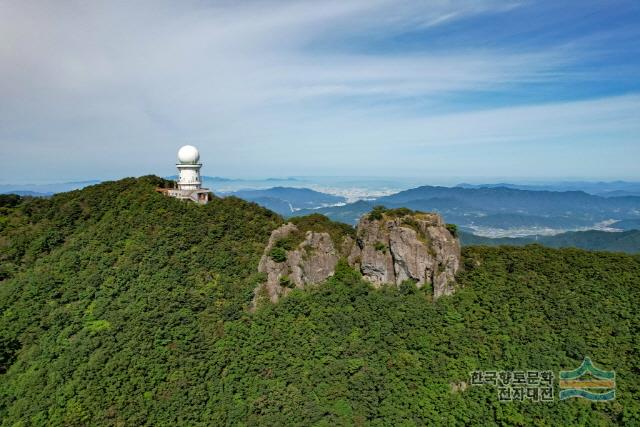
(177, 145), (200, 164)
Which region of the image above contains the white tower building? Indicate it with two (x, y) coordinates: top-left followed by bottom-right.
(156, 145), (211, 204)
(176, 145), (202, 190)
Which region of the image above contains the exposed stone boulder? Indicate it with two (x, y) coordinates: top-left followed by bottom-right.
(254, 223), (340, 306)
(253, 209), (461, 307)
(348, 210), (461, 298)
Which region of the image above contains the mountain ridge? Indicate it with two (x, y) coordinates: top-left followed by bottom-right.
(1, 176), (640, 425)
(460, 230), (640, 253)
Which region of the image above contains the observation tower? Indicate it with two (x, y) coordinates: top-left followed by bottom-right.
(156, 145), (211, 204)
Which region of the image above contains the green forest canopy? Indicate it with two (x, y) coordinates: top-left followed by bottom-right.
(1, 177), (639, 426)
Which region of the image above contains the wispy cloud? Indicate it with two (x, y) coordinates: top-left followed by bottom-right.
(0, 0), (638, 181)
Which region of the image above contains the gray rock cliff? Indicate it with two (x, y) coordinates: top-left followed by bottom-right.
(254, 223), (339, 305)
(253, 210), (461, 306)
(348, 212), (461, 298)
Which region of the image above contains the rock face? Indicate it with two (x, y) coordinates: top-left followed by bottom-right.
(348, 212), (461, 298)
(253, 210), (461, 306)
(255, 223), (339, 305)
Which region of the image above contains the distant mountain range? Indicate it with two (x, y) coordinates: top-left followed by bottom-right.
(293, 200), (374, 224)
(220, 187), (346, 216)
(0, 176), (305, 197)
(377, 185), (640, 214)
(460, 230), (640, 253)
(289, 186), (640, 237)
(456, 181), (640, 197)
(0, 180), (99, 196)
(5, 177), (640, 197)
(4, 179), (640, 240)
(2, 190), (53, 197)
(612, 219), (640, 231)
(166, 175), (302, 183)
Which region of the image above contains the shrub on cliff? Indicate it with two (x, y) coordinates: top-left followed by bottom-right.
(269, 247), (288, 262)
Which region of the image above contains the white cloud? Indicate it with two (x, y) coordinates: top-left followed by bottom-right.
(0, 0), (637, 181)
(0, 0), (536, 110)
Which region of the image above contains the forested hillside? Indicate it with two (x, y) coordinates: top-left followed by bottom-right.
(1, 178), (639, 425)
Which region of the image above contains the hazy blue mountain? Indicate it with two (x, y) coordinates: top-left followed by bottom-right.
(2, 190), (52, 197)
(459, 213), (594, 229)
(222, 187), (346, 215)
(0, 180), (99, 195)
(165, 175), (235, 183)
(235, 196), (294, 216)
(200, 175), (235, 182)
(612, 219), (640, 231)
(5, 179), (640, 236)
(383, 197), (475, 212)
(597, 190), (640, 197)
(291, 200), (375, 223)
(377, 186), (640, 219)
(265, 177), (300, 182)
(291, 203), (598, 231)
(456, 181), (640, 196)
(288, 186), (640, 237)
(460, 230), (640, 253)
(483, 230), (640, 253)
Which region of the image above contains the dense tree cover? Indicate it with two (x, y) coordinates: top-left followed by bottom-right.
(265, 214), (356, 263)
(0, 195), (23, 210)
(367, 205), (418, 221)
(0, 177), (281, 425)
(289, 213), (356, 250)
(1, 177), (639, 426)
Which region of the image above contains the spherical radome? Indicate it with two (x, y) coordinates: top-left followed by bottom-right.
(177, 145), (200, 164)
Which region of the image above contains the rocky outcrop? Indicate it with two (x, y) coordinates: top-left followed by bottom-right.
(254, 223), (339, 306)
(348, 212), (461, 298)
(253, 210), (461, 307)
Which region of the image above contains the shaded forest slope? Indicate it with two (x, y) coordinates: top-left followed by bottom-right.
(1, 177), (639, 425)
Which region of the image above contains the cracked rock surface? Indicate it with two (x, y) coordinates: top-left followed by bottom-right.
(254, 211), (461, 306)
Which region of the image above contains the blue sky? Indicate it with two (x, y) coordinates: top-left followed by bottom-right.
(0, 0), (639, 183)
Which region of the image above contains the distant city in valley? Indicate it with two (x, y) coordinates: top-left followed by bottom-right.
(3, 176), (640, 249)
